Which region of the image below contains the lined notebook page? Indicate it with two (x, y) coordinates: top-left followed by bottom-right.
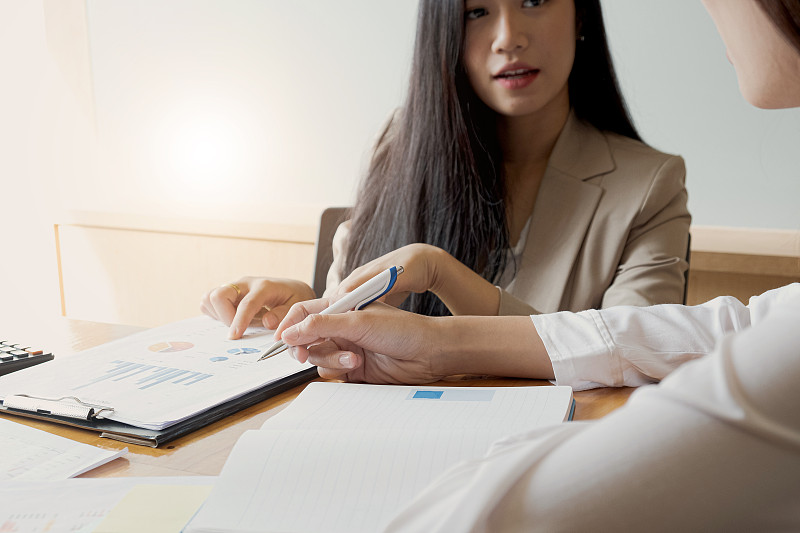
(189, 428), (501, 533)
(186, 383), (573, 533)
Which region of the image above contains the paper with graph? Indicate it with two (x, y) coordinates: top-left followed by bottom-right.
(185, 382), (573, 533)
(0, 418), (126, 482)
(0, 316), (312, 430)
(2, 476), (215, 532)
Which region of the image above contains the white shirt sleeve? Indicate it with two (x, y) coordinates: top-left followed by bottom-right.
(385, 286), (800, 532)
(532, 284), (800, 390)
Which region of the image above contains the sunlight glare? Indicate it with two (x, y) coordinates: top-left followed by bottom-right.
(168, 118), (239, 188)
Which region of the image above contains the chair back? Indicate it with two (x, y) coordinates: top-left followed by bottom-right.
(312, 207), (351, 297)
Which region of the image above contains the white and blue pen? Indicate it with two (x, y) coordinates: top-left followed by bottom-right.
(258, 265), (404, 362)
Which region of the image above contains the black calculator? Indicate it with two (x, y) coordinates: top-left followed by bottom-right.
(0, 340), (54, 376)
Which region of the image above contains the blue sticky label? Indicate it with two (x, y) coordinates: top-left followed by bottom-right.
(408, 389), (495, 401)
(412, 390), (444, 399)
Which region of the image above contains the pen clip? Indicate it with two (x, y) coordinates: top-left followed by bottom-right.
(354, 266), (403, 310)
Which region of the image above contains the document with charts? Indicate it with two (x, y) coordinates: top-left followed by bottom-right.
(2, 476), (215, 533)
(185, 381), (574, 533)
(0, 418), (126, 482)
(0, 316), (313, 431)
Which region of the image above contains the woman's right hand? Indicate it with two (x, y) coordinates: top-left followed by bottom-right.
(273, 297), (553, 383)
(200, 277), (316, 339)
(274, 298), (446, 383)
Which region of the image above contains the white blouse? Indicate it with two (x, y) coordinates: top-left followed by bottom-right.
(386, 284), (800, 532)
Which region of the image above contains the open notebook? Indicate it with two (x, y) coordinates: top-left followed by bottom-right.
(185, 381), (574, 533)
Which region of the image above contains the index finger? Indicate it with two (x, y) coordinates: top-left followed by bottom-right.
(229, 293), (269, 339)
(208, 285), (240, 327)
(333, 262), (385, 298)
(274, 298), (331, 340)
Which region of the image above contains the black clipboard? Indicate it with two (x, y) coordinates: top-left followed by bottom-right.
(0, 367), (318, 447)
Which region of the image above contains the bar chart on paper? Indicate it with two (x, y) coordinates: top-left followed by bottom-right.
(74, 360), (213, 391)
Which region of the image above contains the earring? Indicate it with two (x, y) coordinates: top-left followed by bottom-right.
(577, 35), (585, 42)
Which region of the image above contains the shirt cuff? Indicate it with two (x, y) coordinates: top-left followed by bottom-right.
(530, 310), (621, 391)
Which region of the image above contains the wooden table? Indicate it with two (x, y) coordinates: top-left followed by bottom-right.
(0, 316), (635, 478)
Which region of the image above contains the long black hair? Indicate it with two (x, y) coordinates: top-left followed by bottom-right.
(756, 0), (800, 53)
(342, 0), (638, 316)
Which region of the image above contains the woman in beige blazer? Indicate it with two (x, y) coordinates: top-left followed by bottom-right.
(327, 110), (689, 317)
(202, 0), (689, 337)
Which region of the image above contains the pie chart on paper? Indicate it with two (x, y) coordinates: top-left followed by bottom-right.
(148, 341), (194, 353)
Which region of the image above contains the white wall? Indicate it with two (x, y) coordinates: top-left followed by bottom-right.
(602, 1), (800, 230)
(82, 0), (419, 225)
(0, 0), (95, 319)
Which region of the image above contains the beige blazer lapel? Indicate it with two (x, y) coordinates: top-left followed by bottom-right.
(510, 113), (615, 313)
